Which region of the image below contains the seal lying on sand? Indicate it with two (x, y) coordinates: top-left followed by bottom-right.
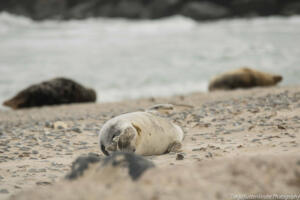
(208, 67), (283, 91)
(99, 110), (184, 156)
(3, 77), (97, 109)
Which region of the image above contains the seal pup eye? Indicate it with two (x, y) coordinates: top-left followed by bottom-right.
(111, 135), (116, 141)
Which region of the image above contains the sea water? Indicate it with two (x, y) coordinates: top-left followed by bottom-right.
(0, 12), (299, 107)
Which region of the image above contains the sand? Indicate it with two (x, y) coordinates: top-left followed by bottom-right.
(0, 86), (300, 200)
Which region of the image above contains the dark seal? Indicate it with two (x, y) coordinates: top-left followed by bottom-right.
(3, 77), (97, 109)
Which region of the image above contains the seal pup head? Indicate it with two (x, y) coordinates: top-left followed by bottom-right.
(99, 121), (141, 156)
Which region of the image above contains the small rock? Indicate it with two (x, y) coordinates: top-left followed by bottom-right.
(277, 124), (286, 130)
(32, 150), (39, 154)
(71, 127), (82, 133)
(0, 189), (8, 194)
(53, 121), (68, 129)
(36, 181), (51, 186)
(18, 152), (30, 158)
(176, 153), (184, 160)
(251, 139), (260, 143)
(45, 121), (53, 128)
(205, 152), (213, 158)
(192, 147), (206, 151)
(28, 168), (47, 173)
(20, 147), (31, 151)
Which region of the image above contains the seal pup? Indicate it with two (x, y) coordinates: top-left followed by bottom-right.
(99, 110), (184, 156)
(3, 77), (97, 109)
(208, 67), (282, 91)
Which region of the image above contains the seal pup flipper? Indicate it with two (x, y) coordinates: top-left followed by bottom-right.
(147, 103), (194, 115)
(106, 127), (136, 153)
(117, 126), (136, 152)
(147, 104), (174, 115)
(167, 141), (182, 153)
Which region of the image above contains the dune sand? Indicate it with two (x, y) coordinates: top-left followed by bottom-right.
(0, 86), (300, 200)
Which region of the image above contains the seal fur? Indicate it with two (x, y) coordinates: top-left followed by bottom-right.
(208, 67), (282, 91)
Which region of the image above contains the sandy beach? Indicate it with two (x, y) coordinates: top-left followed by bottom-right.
(1, 85), (300, 200)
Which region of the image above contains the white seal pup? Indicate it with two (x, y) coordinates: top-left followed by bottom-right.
(99, 111), (184, 156)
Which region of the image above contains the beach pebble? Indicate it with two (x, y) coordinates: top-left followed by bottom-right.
(53, 121), (68, 129)
(36, 181), (51, 186)
(192, 147), (206, 151)
(205, 152), (213, 158)
(71, 127), (82, 133)
(0, 189), (9, 194)
(176, 153), (184, 160)
(28, 168), (47, 173)
(19, 147), (31, 151)
(45, 121), (53, 128)
(251, 139), (260, 143)
(32, 150), (39, 154)
(277, 124), (286, 130)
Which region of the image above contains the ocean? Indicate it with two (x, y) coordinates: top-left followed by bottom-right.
(0, 12), (299, 108)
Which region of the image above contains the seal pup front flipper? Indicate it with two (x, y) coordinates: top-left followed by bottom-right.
(106, 124), (139, 153)
(117, 126), (136, 152)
